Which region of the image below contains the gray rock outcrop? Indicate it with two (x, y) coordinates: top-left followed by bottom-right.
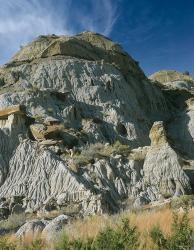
(16, 219), (49, 238)
(142, 121), (191, 200)
(0, 32), (193, 217)
(15, 214), (69, 241)
(42, 215), (69, 241)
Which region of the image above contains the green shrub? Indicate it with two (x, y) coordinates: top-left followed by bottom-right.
(54, 219), (138, 250)
(171, 195), (194, 209)
(111, 141), (131, 156)
(69, 141), (131, 170)
(80, 141), (131, 161)
(55, 233), (93, 250)
(69, 238), (93, 250)
(22, 239), (44, 250)
(33, 115), (44, 123)
(0, 77), (5, 87)
(93, 227), (121, 250)
(167, 212), (194, 249)
(93, 218), (138, 250)
(55, 233), (69, 250)
(150, 211), (194, 249)
(0, 238), (16, 250)
(150, 225), (167, 249)
(67, 143), (105, 171)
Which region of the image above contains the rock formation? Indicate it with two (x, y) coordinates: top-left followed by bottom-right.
(0, 32), (194, 219)
(149, 70), (194, 88)
(143, 121), (191, 200)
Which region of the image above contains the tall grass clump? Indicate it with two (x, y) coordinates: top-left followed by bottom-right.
(55, 218), (138, 250)
(0, 237), (16, 250)
(150, 211), (194, 249)
(68, 141), (131, 171)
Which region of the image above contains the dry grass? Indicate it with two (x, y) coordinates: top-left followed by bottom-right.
(65, 207), (194, 249)
(6, 234), (47, 250)
(66, 214), (112, 240)
(0, 213), (26, 230)
(65, 208), (174, 240)
(3, 207), (194, 249)
(128, 208), (173, 235)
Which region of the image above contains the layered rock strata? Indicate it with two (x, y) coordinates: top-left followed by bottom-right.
(0, 32), (193, 217)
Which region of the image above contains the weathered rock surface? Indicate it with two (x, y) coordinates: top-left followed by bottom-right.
(0, 105), (25, 118)
(16, 219), (49, 238)
(149, 70), (194, 88)
(8, 32), (145, 78)
(42, 214), (69, 240)
(0, 32), (194, 217)
(149, 70), (194, 160)
(143, 122), (191, 200)
(15, 214), (69, 240)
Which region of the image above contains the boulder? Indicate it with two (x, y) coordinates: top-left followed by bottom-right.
(16, 219), (48, 238)
(42, 215), (69, 241)
(44, 116), (61, 126)
(30, 123), (62, 141)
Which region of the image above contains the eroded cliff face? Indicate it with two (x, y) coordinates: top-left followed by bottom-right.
(0, 32), (193, 217)
(149, 70), (194, 160)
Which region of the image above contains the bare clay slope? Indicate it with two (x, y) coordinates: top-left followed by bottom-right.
(0, 32), (192, 218)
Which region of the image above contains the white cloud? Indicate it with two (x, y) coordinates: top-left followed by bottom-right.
(73, 0), (118, 36)
(0, 0), (118, 64)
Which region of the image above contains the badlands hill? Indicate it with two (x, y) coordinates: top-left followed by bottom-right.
(0, 32), (194, 230)
(150, 70), (194, 89)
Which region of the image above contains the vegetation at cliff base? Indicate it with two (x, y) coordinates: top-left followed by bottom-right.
(1, 209), (194, 250)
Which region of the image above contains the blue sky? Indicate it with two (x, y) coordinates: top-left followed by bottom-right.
(0, 0), (193, 76)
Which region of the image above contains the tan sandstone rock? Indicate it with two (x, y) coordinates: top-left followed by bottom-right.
(149, 121), (168, 146)
(149, 70), (194, 85)
(0, 105), (26, 119)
